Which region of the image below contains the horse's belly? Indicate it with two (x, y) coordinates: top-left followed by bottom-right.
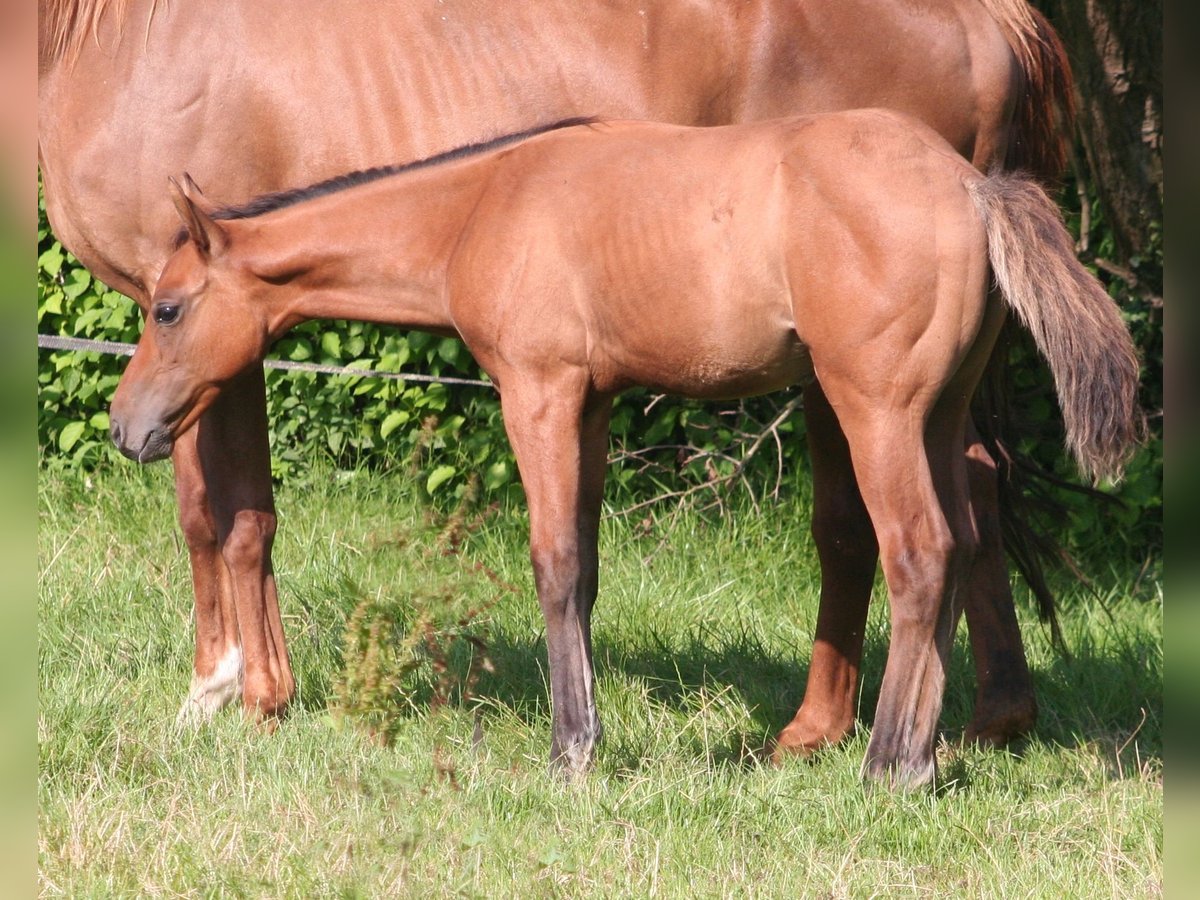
(609, 329), (813, 401)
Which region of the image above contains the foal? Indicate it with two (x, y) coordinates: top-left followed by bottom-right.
(110, 112), (1139, 788)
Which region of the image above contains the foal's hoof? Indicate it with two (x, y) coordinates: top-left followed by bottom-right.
(859, 751), (937, 792)
(548, 749), (594, 782)
(548, 732), (598, 780)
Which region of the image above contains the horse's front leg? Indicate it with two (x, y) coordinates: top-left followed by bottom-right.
(181, 368), (294, 723)
(172, 424), (243, 724)
(500, 376), (611, 776)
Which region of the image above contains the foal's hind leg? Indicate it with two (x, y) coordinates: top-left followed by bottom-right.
(773, 382), (877, 758)
(499, 375), (612, 776)
(848, 399), (976, 789)
(806, 322), (984, 789)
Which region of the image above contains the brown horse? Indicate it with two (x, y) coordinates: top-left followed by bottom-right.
(109, 113), (1140, 787)
(41, 0), (1073, 752)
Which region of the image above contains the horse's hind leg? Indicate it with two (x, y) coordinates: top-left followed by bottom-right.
(499, 374), (612, 776)
(961, 426), (1037, 746)
(190, 369), (295, 723)
(773, 381), (878, 759)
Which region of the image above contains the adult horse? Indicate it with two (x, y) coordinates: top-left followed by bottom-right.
(39, 0), (1072, 756)
(107, 113), (1140, 785)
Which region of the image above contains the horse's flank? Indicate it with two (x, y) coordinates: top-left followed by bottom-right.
(40, 0), (1073, 181)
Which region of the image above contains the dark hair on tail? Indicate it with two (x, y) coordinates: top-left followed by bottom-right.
(978, 0), (1076, 182)
(967, 174), (1144, 484)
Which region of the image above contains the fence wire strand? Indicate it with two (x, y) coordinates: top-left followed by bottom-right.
(36, 333), (495, 389)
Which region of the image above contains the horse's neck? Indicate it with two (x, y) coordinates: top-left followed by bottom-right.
(251, 165), (488, 336)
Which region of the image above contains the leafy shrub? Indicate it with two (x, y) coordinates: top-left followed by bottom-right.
(330, 485), (505, 748)
(37, 177), (1162, 560)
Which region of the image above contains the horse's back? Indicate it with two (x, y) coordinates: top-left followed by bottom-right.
(450, 112), (988, 399)
(40, 0), (1025, 303)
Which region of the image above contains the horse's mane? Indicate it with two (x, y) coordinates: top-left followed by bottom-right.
(206, 117), (600, 223)
(40, 0), (164, 68)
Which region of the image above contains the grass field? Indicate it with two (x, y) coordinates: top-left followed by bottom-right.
(39, 462), (1162, 897)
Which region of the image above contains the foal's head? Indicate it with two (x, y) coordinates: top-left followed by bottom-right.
(110, 176), (272, 462)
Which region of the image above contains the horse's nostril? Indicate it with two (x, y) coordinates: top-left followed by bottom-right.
(110, 421), (123, 447)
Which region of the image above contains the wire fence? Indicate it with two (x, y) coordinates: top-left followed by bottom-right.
(36, 333), (496, 389)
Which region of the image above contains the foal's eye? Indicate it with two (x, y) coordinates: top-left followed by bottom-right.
(153, 303), (182, 326)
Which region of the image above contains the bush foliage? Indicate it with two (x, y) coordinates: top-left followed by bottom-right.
(37, 174), (1162, 561)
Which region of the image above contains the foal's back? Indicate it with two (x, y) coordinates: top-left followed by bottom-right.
(450, 112), (989, 401)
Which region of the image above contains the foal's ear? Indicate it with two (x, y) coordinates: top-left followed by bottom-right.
(168, 174), (227, 256)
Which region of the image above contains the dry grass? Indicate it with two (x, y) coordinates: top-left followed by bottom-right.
(39, 463), (1161, 896)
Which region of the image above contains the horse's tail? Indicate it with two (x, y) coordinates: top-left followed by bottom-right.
(979, 0), (1076, 182)
(968, 173), (1143, 484)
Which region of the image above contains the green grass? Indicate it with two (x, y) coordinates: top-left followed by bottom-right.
(39, 463), (1162, 897)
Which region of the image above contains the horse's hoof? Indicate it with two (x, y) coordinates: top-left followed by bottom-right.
(964, 699), (1037, 749)
(770, 715), (852, 764)
(174, 648), (243, 728)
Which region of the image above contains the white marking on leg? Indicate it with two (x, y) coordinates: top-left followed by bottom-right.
(176, 645), (243, 727)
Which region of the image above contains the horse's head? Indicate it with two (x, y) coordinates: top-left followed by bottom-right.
(110, 175), (272, 462)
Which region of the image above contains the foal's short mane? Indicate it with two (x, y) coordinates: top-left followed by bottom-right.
(207, 117), (600, 224)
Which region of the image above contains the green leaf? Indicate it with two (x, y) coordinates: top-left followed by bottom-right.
(287, 341), (313, 361)
(483, 460), (510, 490)
(436, 337), (462, 365)
(320, 331), (342, 358)
(38, 244), (64, 276)
(63, 267), (92, 299)
(38, 285), (64, 316)
(58, 421), (86, 452)
(425, 464), (456, 494)
(380, 410), (409, 439)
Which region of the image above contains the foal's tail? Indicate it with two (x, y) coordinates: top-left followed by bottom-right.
(967, 174), (1144, 484)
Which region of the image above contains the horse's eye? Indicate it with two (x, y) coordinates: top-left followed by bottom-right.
(153, 303), (181, 326)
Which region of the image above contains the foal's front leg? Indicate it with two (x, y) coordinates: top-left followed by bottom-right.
(501, 378), (612, 775)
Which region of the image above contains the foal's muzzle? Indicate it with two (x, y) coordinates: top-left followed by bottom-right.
(110, 419), (174, 463)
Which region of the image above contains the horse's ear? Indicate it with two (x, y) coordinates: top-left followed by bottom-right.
(168, 174), (226, 256)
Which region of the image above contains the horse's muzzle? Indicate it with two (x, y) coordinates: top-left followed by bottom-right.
(110, 419), (174, 463)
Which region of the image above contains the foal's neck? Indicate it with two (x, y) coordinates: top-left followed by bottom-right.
(244, 161), (494, 338)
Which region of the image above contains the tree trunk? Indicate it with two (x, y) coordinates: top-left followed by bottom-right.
(1036, 0), (1162, 272)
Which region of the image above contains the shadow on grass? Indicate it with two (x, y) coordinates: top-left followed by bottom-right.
(305, 605), (1158, 783)
(286, 540), (1160, 781)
